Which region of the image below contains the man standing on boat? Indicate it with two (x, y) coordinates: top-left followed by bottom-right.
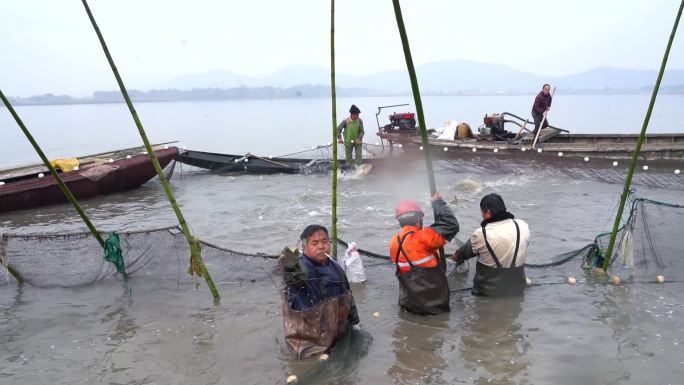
(337, 104), (364, 167)
(451, 193), (530, 297)
(391, 193), (459, 314)
(531, 84), (552, 135)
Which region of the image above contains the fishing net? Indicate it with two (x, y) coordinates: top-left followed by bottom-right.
(0, 192), (682, 289)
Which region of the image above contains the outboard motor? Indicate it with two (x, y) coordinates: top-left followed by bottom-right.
(482, 113), (516, 140)
(383, 112), (417, 133)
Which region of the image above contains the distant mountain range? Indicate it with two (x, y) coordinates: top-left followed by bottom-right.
(151, 60), (684, 94)
(7, 60), (684, 106)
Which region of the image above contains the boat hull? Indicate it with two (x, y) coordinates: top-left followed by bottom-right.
(0, 147), (178, 213)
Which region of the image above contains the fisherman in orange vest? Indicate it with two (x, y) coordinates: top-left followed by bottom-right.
(390, 192), (459, 314)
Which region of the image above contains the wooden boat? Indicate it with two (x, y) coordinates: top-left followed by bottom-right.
(177, 149), (390, 174)
(0, 144), (178, 213)
(377, 111), (684, 161)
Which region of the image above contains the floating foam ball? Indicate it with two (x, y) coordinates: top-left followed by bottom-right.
(567, 277), (577, 285)
(493, 148), (499, 153)
(163, 145), (169, 149)
(611, 275), (621, 285)
(109, 159), (114, 163)
(234, 159), (239, 163)
(419, 146), (423, 150)
(38, 173), (44, 178)
(642, 165), (649, 171)
(443, 147), (448, 152)
(319, 354), (330, 361)
(73, 166), (79, 171)
(557, 152), (563, 157)
(126, 155), (132, 159)
(143, 151), (148, 155)
(584, 157), (590, 162)
(0, 182), (5, 186)
(612, 161), (618, 167)
(472, 148), (477, 152)
(398, 144), (403, 148)
(537, 148), (543, 153)
(287, 375), (298, 383)
(526, 277), (532, 286)
(521, 147), (526, 152)
(372, 311), (380, 318)
(656, 275), (666, 283)
(675, 169), (680, 175)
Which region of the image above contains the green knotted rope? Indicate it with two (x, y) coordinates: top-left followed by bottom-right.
(103, 232), (127, 281)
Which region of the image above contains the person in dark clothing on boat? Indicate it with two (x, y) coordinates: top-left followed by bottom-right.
(279, 224), (360, 359)
(337, 104), (365, 166)
(451, 193), (530, 297)
(531, 84), (552, 135)
(390, 192), (460, 314)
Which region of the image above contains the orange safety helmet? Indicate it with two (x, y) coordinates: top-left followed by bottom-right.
(395, 199), (424, 219)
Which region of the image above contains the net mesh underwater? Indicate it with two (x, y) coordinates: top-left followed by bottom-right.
(1, 192), (682, 290)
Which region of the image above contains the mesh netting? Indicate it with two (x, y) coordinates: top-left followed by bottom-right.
(1, 193), (682, 288)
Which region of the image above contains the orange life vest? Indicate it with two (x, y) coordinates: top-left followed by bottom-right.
(390, 226), (445, 274)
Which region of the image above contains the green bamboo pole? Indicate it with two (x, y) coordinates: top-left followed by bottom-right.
(602, 0), (683, 271)
(391, 0), (445, 267)
(330, 0), (338, 260)
(0, 90), (105, 249)
(80, 0), (219, 301)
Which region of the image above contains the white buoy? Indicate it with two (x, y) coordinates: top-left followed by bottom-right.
(319, 353), (330, 361)
(126, 155), (132, 159)
(537, 148), (543, 153)
(493, 148), (499, 153)
(287, 375), (298, 383)
(143, 151), (148, 155)
(443, 147), (448, 152)
(0, 182), (5, 186)
(557, 152), (563, 157)
(108, 159), (114, 163)
(567, 277), (577, 285)
(612, 161), (618, 167)
(398, 144), (403, 148)
(584, 157), (590, 162)
(73, 166), (79, 171)
(656, 275), (666, 283)
(611, 275), (621, 285)
(372, 311), (380, 318)
(163, 145), (169, 149)
(472, 147), (477, 152)
(643, 165), (649, 171)
(419, 146), (423, 150)
(526, 277), (532, 286)
(675, 169), (681, 175)
(38, 173), (45, 178)
(521, 147), (526, 152)
(234, 159), (239, 163)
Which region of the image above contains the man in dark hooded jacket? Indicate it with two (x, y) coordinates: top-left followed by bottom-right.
(531, 84), (552, 135)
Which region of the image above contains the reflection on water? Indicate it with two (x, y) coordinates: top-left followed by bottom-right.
(388, 312), (449, 384)
(460, 297), (528, 385)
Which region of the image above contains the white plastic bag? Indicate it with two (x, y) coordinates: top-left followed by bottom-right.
(341, 242), (366, 283)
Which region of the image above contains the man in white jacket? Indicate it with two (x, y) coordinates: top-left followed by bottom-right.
(452, 193), (530, 296)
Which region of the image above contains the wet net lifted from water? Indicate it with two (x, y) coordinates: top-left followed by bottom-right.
(1, 192), (682, 290)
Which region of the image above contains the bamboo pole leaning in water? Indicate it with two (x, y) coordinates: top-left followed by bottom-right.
(0, 89), (109, 284)
(602, 0), (683, 272)
(80, 0), (219, 301)
(330, 0), (339, 260)
(391, 0), (445, 268)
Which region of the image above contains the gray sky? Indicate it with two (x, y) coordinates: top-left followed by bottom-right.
(2, 0), (683, 97)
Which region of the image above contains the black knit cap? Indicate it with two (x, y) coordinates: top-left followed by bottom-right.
(349, 104), (361, 114)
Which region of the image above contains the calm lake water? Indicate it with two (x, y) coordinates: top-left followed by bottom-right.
(1, 95), (683, 384)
